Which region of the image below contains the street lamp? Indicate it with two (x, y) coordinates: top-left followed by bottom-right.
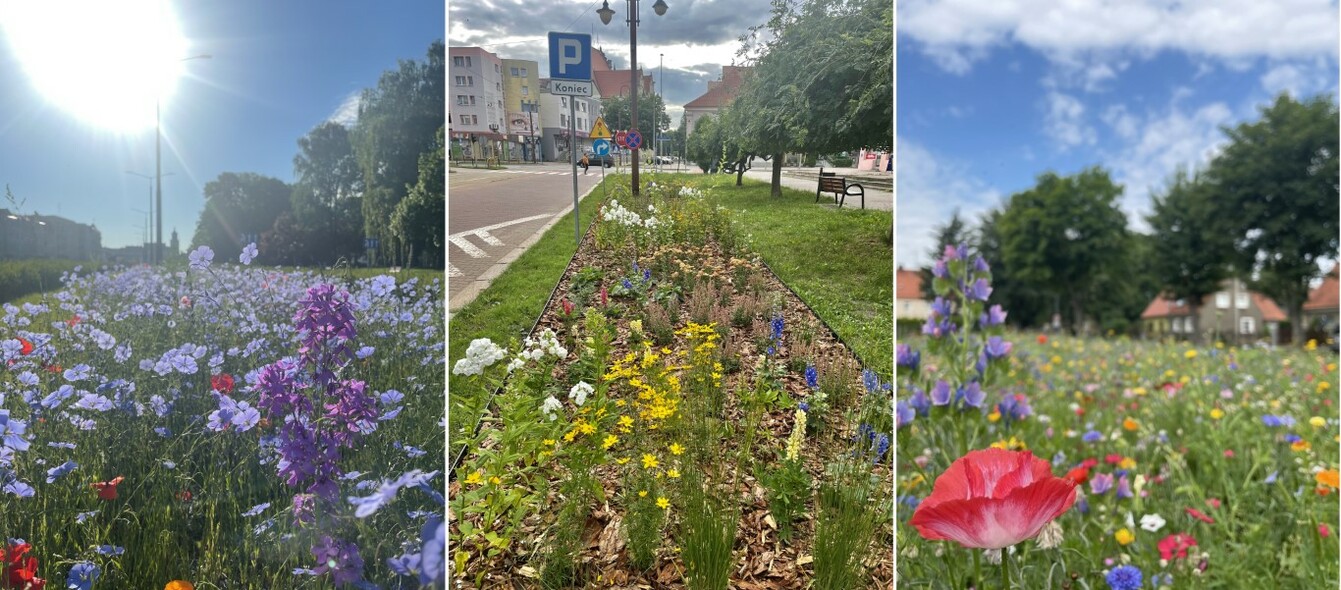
(155, 53), (211, 264)
(127, 170), (172, 258)
(598, 0), (668, 196)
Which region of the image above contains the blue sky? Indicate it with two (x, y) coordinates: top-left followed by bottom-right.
(896, 0), (1340, 268)
(0, 1), (442, 249)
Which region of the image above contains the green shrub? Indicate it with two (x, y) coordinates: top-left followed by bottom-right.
(0, 259), (83, 303)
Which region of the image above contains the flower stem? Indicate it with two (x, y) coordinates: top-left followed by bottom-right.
(973, 548), (981, 586)
(1001, 548), (1010, 589)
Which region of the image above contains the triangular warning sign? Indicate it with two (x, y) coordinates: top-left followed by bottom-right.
(589, 116), (612, 139)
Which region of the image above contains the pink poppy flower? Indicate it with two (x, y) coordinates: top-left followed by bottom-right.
(910, 448), (1078, 549)
(1185, 507), (1215, 524)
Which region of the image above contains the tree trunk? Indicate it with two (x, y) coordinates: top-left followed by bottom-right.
(735, 157), (747, 186)
(1187, 303), (1200, 344)
(771, 153), (783, 198)
(1291, 305), (1305, 347)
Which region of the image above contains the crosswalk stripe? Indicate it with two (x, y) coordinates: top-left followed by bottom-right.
(448, 264), (463, 277)
(449, 235), (487, 258)
(475, 230), (503, 246)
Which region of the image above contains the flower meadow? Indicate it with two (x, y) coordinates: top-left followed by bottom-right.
(896, 245), (1340, 589)
(0, 250), (445, 588)
(450, 179), (894, 588)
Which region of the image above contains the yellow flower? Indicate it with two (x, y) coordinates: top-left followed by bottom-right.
(1122, 417), (1139, 431)
(638, 490), (648, 498)
(629, 319), (643, 333)
(1307, 339), (1318, 351)
(667, 468), (681, 478)
(1318, 382), (1331, 393)
(642, 454), (659, 469)
(1292, 440), (1312, 452)
(165, 582), (195, 590)
(1318, 469), (1340, 489)
(578, 422), (597, 435)
(656, 497), (670, 510)
(1209, 408), (1224, 420)
(543, 439), (556, 446)
(1133, 387), (1148, 396)
(670, 443), (684, 456)
(602, 434), (619, 449)
(901, 474), (926, 491)
(1312, 416), (1327, 428)
(1118, 457), (1136, 470)
(1184, 349), (1197, 359)
(490, 476), (502, 485)
(464, 470), (483, 486)
(987, 411), (1002, 423)
(1115, 528), (1135, 546)
(989, 436), (1027, 451)
(616, 457), (631, 465)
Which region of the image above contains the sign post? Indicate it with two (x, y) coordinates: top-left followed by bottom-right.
(549, 32), (593, 245)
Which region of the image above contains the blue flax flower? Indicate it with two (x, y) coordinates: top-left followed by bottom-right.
(66, 562), (100, 590)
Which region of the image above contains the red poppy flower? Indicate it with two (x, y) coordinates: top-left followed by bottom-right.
(16, 338), (33, 356)
(1037, 334), (1048, 344)
(910, 448), (1078, 549)
(176, 489), (193, 503)
(1080, 458), (1098, 470)
(1105, 454), (1124, 465)
(44, 364), (61, 374)
(210, 374), (235, 395)
(1064, 466), (1090, 485)
(1157, 533), (1197, 560)
(65, 315), (80, 327)
(1185, 507), (1215, 524)
(92, 476), (125, 501)
(1, 541), (45, 589)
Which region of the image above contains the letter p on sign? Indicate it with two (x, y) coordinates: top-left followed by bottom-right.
(548, 32), (592, 82)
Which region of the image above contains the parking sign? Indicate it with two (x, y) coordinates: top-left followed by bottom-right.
(548, 33), (591, 82)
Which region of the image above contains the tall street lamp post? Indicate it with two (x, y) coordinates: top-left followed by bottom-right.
(127, 170), (173, 261)
(156, 53), (211, 264)
(598, 0), (668, 196)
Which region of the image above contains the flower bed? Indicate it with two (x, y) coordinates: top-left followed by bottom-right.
(896, 245), (1340, 588)
(0, 256), (445, 587)
(450, 179), (894, 588)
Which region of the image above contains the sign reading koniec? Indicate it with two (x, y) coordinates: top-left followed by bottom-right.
(548, 32), (592, 96)
(550, 79), (592, 96)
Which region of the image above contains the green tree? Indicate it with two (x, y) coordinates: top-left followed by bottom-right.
(600, 93), (669, 136)
(1205, 93), (1340, 344)
(976, 207), (1050, 328)
(189, 172), (292, 263)
(997, 167), (1129, 335)
(291, 121), (364, 265)
(391, 126), (445, 268)
(686, 114), (724, 173)
(353, 40), (445, 266)
(1146, 169), (1232, 341)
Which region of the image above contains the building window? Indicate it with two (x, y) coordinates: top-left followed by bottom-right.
(1215, 293), (1229, 309)
(453, 56), (464, 67)
(467, 76), (474, 86)
(522, 86), (529, 96)
(1171, 317), (1181, 334)
(1240, 316), (1255, 335)
(459, 114), (470, 125)
(1236, 292), (1249, 309)
(471, 115), (478, 125)
(561, 97), (568, 108)
(510, 67), (519, 77)
(456, 95), (469, 106)
(521, 67), (528, 77)
(561, 114), (567, 126)
(578, 118), (585, 129)
(454, 76), (466, 86)
(470, 96), (476, 105)
(495, 64), (500, 73)
(466, 56), (472, 67)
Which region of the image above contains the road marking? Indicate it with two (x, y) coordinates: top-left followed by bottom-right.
(449, 235), (488, 258)
(475, 230), (503, 246)
(452, 213), (552, 237)
(448, 264), (463, 277)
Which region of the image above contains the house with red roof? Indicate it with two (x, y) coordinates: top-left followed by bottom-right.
(1304, 264), (1339, 332)
(682, 65), (750, 137)
(1140, 278), (1287, 344)
(897, 266), (929, 321)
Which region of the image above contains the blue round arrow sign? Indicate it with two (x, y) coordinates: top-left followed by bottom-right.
(592, 138), (611, 155)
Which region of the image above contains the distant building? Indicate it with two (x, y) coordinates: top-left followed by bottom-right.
(1304, 265), (1339, 332)
(590, 46), (654, 100)
(539, 79), (602, 162)
(103, 245), (147, 265)
(1140, 278), (1287, 344)
(896, 266), (930, 320)
(448, 47), (506, 159)
(0, 209), (101, 261)
(501, 58), (541, 161)
(682, 65), (750, 137)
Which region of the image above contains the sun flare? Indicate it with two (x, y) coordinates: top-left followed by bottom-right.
(1, 0), (189, 132)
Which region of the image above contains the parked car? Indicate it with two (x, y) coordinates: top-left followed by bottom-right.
(577, 153), (614, 168)
(653, 156), (675, 165)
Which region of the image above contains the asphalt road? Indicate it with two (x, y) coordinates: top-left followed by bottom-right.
(447, 161), (604, 310)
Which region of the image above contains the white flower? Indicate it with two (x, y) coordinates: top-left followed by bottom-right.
(983, 549), (1002, 565)
(569, 381), (593, 406)
(506, 358), (525, 373)
(1140, 513), (1166, 532)
(541, 395), (562, 421)
(451, 338), (507, 376)
(1036, 520), (1064, 549)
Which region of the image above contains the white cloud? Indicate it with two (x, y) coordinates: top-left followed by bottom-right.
(1101, 104), (1139, 139)
(1103, 98), (1234, 230)
(896, 137), (1002, 268)
(1043, 91), (1095, 148)
(899, 0), (1339, 73)
(328, 90), (361, 127)
(1260, 59), (1335, 98)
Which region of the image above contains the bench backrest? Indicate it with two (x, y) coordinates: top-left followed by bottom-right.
(818, 176), (846, 192)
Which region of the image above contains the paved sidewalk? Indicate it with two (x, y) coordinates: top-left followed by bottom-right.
(740, 166), (892, 211)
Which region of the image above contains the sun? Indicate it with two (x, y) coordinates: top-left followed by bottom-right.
(1, 0), (189, 133)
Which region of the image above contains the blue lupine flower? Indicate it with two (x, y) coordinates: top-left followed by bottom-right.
(804, 365), (818, 389)
(771, 315), (784, 341)
(798, 402), (810, 413)
(622, 278), (633, 290)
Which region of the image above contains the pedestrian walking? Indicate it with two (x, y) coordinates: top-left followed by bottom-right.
(580, 153), (590, 174)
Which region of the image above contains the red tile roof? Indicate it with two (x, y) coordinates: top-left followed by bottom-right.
(896, 267), (923, 300)
(593, 70), (653, 98)
(683, 66), (750, 109)
(1305, 265), (1339, 312)
(1139, 295), (1193, 319)
(1252, 293), (1287, 322)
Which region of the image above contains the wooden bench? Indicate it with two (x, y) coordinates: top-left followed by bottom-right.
(814, 168), (865, 209)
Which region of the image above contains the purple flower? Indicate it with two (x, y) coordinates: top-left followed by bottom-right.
(804, 365), (818, 389)
(930, 297), (953, 318)
(930, 380), (952, 406)
(311, 536), (364, 586)
(419, 516), (444, 586)
(1115, 475), (1132, 499)
(3, 479), (34, 498)
(897, 400), (915, 428)
(966, 278), (993, 302)
(932, 259), (949, 278)
(909, 387), (931, 416)
(66, 562), (100, 590)
(996, 394), (1032, 422)
(1106, 565), (1142, 590)
(242, 502), (271, 517)
(188, 246), (214, 271)
(896, 344), (920, 371)
(95, 545), (124, 556)
(347, 470), (439, 518)
(46, 460), (78, 483)
(972, 255), (990, 273)
(980, 304), (1007, 328)
(770, 315), (785, 341)
(387, 551), (421, 577)
(1090, 472), (1114, 495)
(984, 336), (1013, 360)
(240, 242), (258, 265)
(1082, 430), (1103, 443)
(956, 382), (985, 409)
